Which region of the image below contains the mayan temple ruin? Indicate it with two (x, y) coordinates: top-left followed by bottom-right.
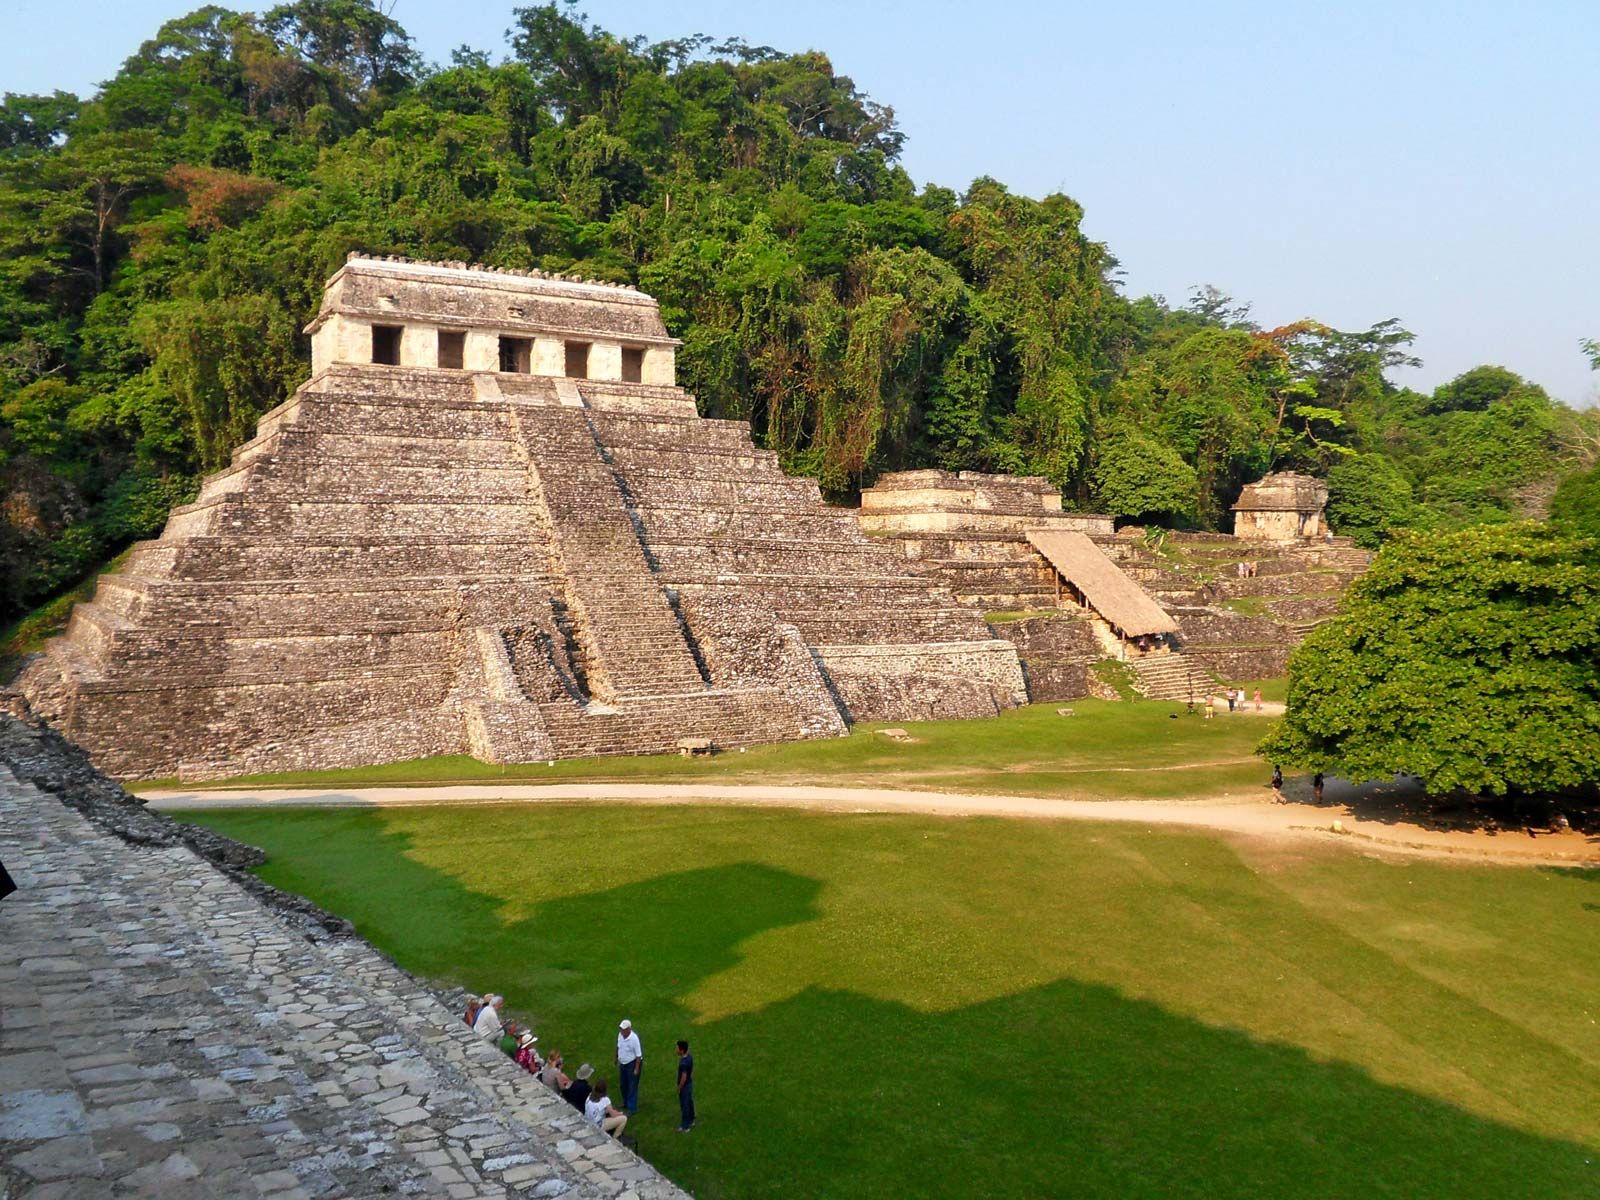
(858, 468), (1371, 702)
(15, 256), (1025, 780)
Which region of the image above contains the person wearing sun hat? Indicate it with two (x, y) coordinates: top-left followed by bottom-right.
(514, 1030), (540, 1073)
(616, 1019), (644, 1113)
(563, 1062), (594, 1111)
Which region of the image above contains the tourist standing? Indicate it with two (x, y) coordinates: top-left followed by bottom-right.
(1204, 695), (1215, 720)
(1253, 687), (1262, 711)
(1226, 687), (1236, 712)
(1313, 772), (1325, 803)
(676, 1040), (696, 1132)
(616, 1019), (644, 1113)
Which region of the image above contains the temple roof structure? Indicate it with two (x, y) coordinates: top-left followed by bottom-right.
(1231, 471), (1329, 513)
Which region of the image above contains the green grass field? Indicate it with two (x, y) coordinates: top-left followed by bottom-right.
(139, 695), (1288, 798)
(182, 804), (1600, 1199)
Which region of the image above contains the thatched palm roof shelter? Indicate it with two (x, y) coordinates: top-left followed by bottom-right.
(1026, 530), (1179, 638)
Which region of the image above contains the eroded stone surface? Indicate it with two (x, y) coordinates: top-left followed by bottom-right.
(0, 761), (687, 1200)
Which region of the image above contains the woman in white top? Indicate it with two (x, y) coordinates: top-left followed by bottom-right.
(584, 1080), (628, 1137)
(472, 994), (504, 1040)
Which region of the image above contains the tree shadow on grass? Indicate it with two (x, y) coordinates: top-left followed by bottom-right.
(1284, 775), (1600, 841)
(677, 978), (1598, 1200)
(203, 809), (1598, 1200)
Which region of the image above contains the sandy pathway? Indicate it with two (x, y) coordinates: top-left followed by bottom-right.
(145, 782), (1597, 867)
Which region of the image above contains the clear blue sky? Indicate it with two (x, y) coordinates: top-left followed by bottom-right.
(4, 0), (1595, 405)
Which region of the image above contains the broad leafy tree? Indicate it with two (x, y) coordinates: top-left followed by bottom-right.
(1260, 523), (1600, 798)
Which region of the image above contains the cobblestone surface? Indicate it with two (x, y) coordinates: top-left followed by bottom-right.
(0, 763), (688, 1199)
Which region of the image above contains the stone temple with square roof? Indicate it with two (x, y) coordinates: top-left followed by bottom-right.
(15, 255), (1025, 779)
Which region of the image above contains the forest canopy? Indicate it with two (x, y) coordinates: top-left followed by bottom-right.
(1, 1), (1596, 621)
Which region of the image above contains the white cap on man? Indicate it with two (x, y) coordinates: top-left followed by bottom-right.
(619, 1019), (632, 1030)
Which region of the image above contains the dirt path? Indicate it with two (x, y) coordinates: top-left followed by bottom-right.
(146, 781), (1597, 868)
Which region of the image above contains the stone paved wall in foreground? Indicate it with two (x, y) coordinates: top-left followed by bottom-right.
(0, 716), (688, 1200)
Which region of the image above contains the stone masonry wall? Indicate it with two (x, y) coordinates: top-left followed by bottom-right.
(0, 712), (687, 1199)
(986, 614), (1100, 702)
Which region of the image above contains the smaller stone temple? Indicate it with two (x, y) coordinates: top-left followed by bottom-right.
(858, 470), (1180, 698)
(857, 467), (1373, 703)
(1231, 472), (1329, 542)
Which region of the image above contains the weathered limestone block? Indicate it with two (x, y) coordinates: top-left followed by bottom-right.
(814, 641), (1027, 722)
(986, 614), (1099, 702)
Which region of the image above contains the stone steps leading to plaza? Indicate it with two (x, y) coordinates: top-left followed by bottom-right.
(534, 688), (808, 758)
(0, 748), (687, 1199)
(1125, 652), (1221, 702)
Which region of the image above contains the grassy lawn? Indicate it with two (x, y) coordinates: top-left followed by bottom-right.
(181, 804), (1600, 1199)
(138, 698), (1281, 798)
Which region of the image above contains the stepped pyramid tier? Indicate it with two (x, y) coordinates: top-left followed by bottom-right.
(16, 256), (1025, 780)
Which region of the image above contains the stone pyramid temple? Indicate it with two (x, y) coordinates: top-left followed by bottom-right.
(17, 256), (1024, 779)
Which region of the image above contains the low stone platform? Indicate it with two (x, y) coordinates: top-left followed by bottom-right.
(0, 726), (686, 1200)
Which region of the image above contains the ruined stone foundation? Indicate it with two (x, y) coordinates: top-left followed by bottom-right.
(17, 258), (1023, 779)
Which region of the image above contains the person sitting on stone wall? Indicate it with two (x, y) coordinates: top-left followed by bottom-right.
(463, 995), (482, 1028)
(585, 1080), (629, 1138)
(563, 1063), (595, 1111)
(541, 1050), (572, 1092)
(472, 994), (505, 1040)
(498, 1020), (522, 1057)
(514, 1030), (541, 1073)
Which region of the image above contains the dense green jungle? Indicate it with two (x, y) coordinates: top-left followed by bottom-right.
(2, 0), (1598, 623)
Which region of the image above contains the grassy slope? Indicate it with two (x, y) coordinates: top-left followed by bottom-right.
(0, 548), (131, 679)
(182, 804), (1600, 1200)
(138, 697), (1288, 797)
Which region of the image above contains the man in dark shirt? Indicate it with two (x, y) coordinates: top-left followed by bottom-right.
(675, 1040), (695, 1132)
(563, 1063), (594, 1111)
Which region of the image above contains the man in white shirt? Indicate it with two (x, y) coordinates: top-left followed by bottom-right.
(616, 1019), (643, 1113)
(472, 994), (504, 1040)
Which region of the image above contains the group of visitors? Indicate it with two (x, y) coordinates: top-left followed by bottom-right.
(463, 994), (696, 1141)
(1201, 686), (1262, 717)
(1225, 686), (1262, 712)
(1234, 560), (1261, 578)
